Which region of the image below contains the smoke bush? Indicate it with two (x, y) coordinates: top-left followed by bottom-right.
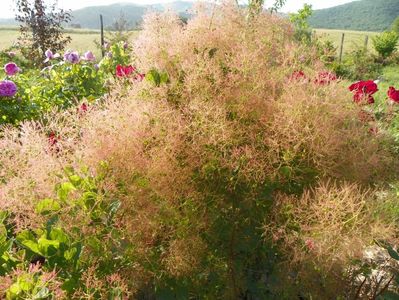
(0, 3), (398, 298)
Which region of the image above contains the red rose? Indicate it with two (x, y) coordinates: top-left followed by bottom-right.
(388, 86), (399, 103)
(116, 65), (136, 77)
(349, 80), (378, 105)
(47, 132), (61, 153)
(77, 103), (88, 114)
(290, 70), (306, 81)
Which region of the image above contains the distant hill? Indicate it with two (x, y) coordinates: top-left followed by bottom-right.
(0, 1), (194, 29)
(309, 0), (399, 31)
(70, 2), (194, 29)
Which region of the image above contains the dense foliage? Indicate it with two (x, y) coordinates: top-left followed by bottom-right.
(0, 42), (134, 125)
(1, 3), (399, 299)
(372, 31), (399, 59)
(309, 0), (399, 31)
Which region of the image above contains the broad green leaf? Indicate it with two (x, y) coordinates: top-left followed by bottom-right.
(16, 231), (40, 254)
(57, 182), (76, 202)
(37, 237), (60, 256)
(81, 191), (97, 209)
(49, 228), (69, 245)
(35, 199), (61, 215)
(146, 69), (161, 86)
(69, 174), (82, 187)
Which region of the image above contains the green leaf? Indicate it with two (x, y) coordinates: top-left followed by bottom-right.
(81, 191), (97, 209)
(33, 287), (50, 299)
(69, 174), (82, 187)
(16, 231), (40, 255)
(0, 223), (7, 243)
(49, 228), (69, 245)
(57, 182), (76, 202)
(279, 166), (292, 178)
(387, 246), (399, 260)
(146, 69), (161, 86)
(160, 72), (169, 84)
(37, 237), (60, 257)
(35, 199), (61, 215)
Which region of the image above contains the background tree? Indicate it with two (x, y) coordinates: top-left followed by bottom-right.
(248, 0), (287, 17)
(289, 4), (313, 44)
(392, 16), (399, 34)
(106, 12), (132, 44)
(15, 0), (71, 64)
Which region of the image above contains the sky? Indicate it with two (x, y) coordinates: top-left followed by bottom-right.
(0, 0), (355, 19)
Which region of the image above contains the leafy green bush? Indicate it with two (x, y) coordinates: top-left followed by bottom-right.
(372, 31), (399, 59)
(0, 41), (133, 125)
(331, 47), (382, 80)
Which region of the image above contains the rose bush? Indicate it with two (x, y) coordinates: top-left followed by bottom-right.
(0, 41), (141, 125)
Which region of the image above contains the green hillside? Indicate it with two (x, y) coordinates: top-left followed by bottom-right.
(70, 2), (193, 29)
(309, 0), (399, 31)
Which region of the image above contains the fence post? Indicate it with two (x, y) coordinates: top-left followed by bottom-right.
(339, 33), (345, 63)
(100, 14), (105, 58)
(364, 35), (369, 51)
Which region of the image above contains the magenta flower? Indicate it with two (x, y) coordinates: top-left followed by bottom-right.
(64, 51), (80, 64)
(4, 62), (20, 76)
(0, 80), (18, 97)
(82, 51), (95, 62)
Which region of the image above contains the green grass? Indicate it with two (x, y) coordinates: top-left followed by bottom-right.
(0, 26), (140, 58)
(375, 66), (399, 103)
(314, 28), (379, 55)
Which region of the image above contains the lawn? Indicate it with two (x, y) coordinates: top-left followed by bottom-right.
(314, 28), (379, 54)
(0, 26), (384, 59)
(0, 26), (139, 58)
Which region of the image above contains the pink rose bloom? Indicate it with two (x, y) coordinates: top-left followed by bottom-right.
(82, 51), (95, 62)
(64, 51), (80, 64)
(4, 62), (20, 76)
(44, 49), (60, 63)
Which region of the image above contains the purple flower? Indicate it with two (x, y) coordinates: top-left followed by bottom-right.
(94, 64), (99, 71)
(4, 62), (20, 76)
(44, 49), (60, 63)
(0, 80), (18, 97)
(106, 52), (113, 58)
(103, 42), (110, 50)
(82, 51), (95, 62)
(45, 49), (54, 59)
(64, 51), (80, 64)
(7, 52), (15, 58)
(123, 41), (129, 49)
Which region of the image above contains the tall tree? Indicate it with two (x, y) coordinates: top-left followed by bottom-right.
(15, 0), (71, 63)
